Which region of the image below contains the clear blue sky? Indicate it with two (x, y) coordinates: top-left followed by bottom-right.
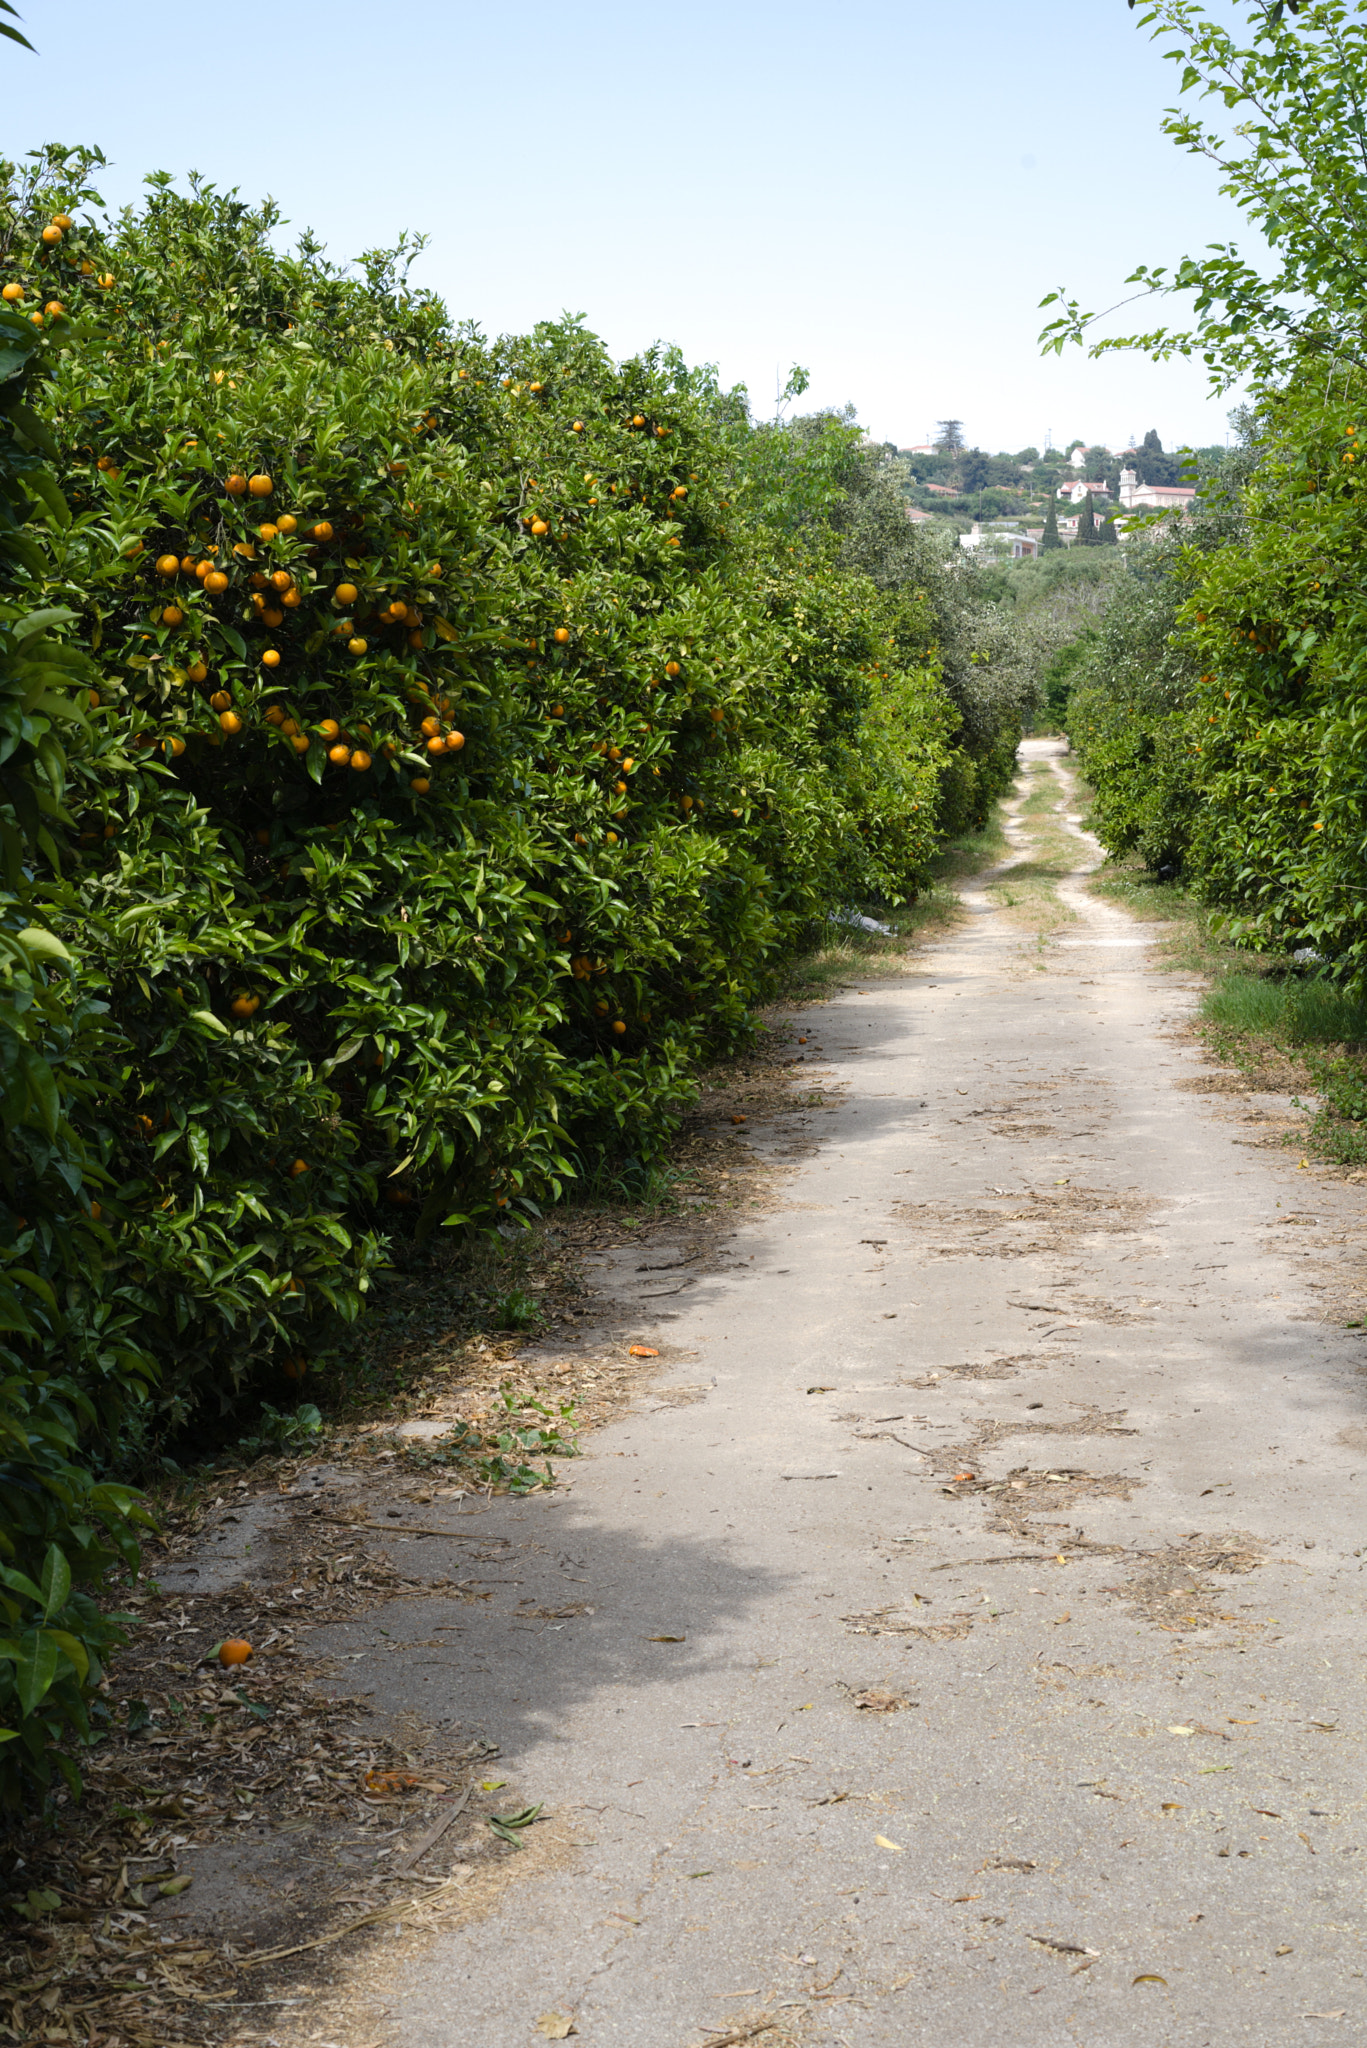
(8, 0), (1253, 454)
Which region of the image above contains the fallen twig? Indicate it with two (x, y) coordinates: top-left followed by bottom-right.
(240, 1867), (473, 1966)
(396, 1786), (472, 1872)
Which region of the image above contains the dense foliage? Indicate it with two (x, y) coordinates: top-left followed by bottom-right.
(0, 146), (1037, 1801)
(1069, 385), (1367, 979)
(0, 153), (151, 1809)
(1053, 3), (1367, 989)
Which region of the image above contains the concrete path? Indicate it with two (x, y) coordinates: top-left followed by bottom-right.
(317, 740), (1367, 2045)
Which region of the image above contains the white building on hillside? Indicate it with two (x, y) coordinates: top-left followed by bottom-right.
(1118, 466), (1196, 512)
(1057, 478), (1111, 504)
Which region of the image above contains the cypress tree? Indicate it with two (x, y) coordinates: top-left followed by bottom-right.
(1077, 490), (1097, 545)
(1099, 509), (1118, 546)
(1041, 492), (1063, 551)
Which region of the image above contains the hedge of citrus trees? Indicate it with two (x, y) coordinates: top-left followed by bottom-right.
(1065, 379), (1367, 989)
(0, 147), (1036, 1801)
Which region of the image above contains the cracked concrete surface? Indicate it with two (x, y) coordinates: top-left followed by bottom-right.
(291, 741), (1367, 2045)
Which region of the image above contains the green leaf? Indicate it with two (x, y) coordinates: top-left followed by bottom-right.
(39, 1546), (71, 1622)
(21, 468), (71, 530)
(15, 1631), (59, 1715)
(14, 925), (71, 963)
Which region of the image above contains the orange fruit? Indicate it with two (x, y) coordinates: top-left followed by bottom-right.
(155, 553), (180, 577)
(161, 605), (184, 627)
(224, 474), (248, 496)
(289, 1159), (308, 1177)
(605, 830), (618, 844)
(446, 730), (465, 751)
(220, 710), (243, 735)
(572, 419), (584, 432)
(665, 661), (681, 676)
(350, 750), (372, 772)
(209, 689), (232, 712)
(549, 703), (563, 717)
(311, 521), (334, 541)
(531, 519), (549, 536)
(89, 1201), (102, 1220)
(262, 607), (284, 627)
(230, 994), (256, 1018)
(281, 1355), (308, 1380)
(51, 214), (72, 231)
(347, 636), (367, 656)
(1, 283), (22, 303)
(328, 742), (350, 765)
(204, 570), (229, 594)
(612, 1020), (626, 1035)
(87, 689), (100, 708)
(408, 628), (423, 648)
(277, 514), (297, 534)
(167, 735), (186, 757)
(247, 473), (273, 498)
(291, 734), (310, 754)
(262, 649), (281, 667)
(632, 414), (644, 427)
(334, 582), (358, 605)
(28, 313), (42, 327)
(264, 705), (284, 726)
(420, 715), (441, 737)
(218, 1639), (252, 1667)
(667, 536), (681, 547)
(270, 568), (292, 592)
(181, 555), (199, 574)
(44, 301), (65, 319)
(426, 734), (447, 756)
(98, 272), (114, 289)
(553, 627), (570, 644)
(41, 225), (62, 245)
(410, 775), (430, 792)
(319, 717), (341, 737)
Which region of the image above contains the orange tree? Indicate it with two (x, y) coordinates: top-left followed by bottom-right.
(0, 146), (152, 1807)
(0, 158), (962, 1420)
(0, 147), (997, 1799)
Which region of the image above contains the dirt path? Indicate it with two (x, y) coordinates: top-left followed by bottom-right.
(275, 739), (1367, 2044)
